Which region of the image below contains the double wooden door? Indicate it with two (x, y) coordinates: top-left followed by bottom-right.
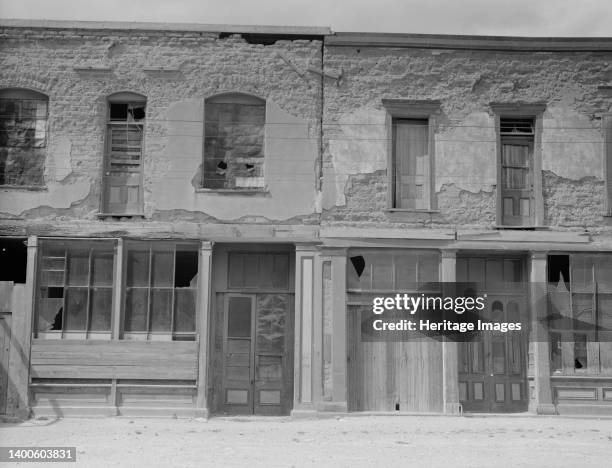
(221, 293), (293, 415)
(458, 295), (527, 412)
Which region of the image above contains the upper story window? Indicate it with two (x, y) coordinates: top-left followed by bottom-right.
(102, 92), (146, 216)
(499, 117), (535, 226)
(203, 93), (265, 190)
(491, 102), (545, 228)
(382, 99), (440, 211)
(0, 88), (48, 187)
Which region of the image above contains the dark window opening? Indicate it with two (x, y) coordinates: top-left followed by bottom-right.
(174, 251), (199, 288)
(0, 238), (27, 283)
(350, 256), (366, 277)
(500, 118), (534, 135)
(548, 255), (570, 288)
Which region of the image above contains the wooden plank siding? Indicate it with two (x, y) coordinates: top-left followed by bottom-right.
(30, 340), (198, 380)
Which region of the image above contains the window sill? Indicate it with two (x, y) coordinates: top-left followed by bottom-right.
(196, 188), (270, 196)
(386, 208), (440, 214)
(0, 184), (47, 191)
(494, 225), (549, 230)
(97, 212), (145, 219)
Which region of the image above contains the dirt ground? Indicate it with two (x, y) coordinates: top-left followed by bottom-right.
(1, 414), (611, 467)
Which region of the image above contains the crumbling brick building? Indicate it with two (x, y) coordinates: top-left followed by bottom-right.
(1, 20), (612, 418)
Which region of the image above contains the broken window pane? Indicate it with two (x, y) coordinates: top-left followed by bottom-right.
(0, 91), (48, 186)
(203, 96), (265, 189)
(36, 240), (114, 336)
(174, 250), (198, 287)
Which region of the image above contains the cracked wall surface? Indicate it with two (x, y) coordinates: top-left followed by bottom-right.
(322, 45), (612, 231)
(0, 26), (323, 228)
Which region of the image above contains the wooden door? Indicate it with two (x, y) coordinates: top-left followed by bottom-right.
(501, 139), (534, 226)
(102, 123), (144, 215)
(347, 305), (443, 412)
(458, 296), (527, 412)
(221, 293), (293, 415)
(0, 314), (11, 415)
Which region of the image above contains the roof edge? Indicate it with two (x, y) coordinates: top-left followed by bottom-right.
(327, 31), (612, 51)
(0, 18), (331, 36)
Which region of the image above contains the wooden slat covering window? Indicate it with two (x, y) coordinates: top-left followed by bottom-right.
(548, 254), (612, 376)
(393, 119), (430, 209)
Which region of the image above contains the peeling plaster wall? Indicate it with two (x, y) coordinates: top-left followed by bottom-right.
(0, 27), (322, 228)
(322, 46), (612, 230)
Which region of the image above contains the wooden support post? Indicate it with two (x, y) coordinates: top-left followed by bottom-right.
(528, 251), (556, 414)
(111, 238), (124, 340)
(195, 241), (213, 418)
(291, 244), (320, 417)
(441, 249), (461, 415)
(14, 236), (37, 419)
(318, 247), (347, 412)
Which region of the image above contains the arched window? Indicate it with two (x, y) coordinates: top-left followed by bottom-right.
(102, 92), (146, 215)
(0, 88), (48, 186)
(203, 93), (265, 190)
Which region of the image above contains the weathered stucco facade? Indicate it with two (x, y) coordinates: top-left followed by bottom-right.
(1, 20), (612, 419)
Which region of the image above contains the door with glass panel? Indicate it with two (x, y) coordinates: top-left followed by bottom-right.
(221, 293), (292, 415)
(501, 137), (534, 226)
(457, 257), (528, 412)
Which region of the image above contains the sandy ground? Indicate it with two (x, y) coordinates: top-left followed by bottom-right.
(1, 415), (611, 467)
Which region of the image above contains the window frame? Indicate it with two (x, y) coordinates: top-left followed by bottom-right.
(34, 238), (117, 340)
(122, 240), (200, 341)
(491, 102), (545, 228)
(100, 92), (147, 217)
(603, 114), (612, 216)
(0, 88), (49, 189)
(201, 92), (267, 193)
(382, 99), (440, 212)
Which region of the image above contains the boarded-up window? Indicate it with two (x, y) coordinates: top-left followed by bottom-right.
(203, 94), (265, 190)
(36, 240), (115, 337)
(393, 119), (430, 209)
(547, 254), (612, 375)
(124, 243), (198, 339)
(103, 93), (146, 215)
(0, 89), (48, 186)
